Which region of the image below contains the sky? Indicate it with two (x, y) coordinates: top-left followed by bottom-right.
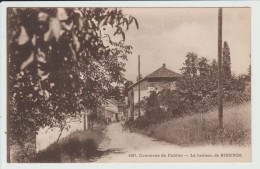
(119, 8), (251, 82)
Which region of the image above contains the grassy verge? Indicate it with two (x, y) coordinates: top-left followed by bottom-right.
(32, 126), (105, 163)
(135, 102), (251, 146)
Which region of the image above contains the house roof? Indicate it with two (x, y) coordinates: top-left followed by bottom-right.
(107, 99), (126, 108)
(146, 63), (181, 79)
(128, 64), (181, 90)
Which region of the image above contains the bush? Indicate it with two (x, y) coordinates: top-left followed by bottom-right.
(157, 89), (188, 116)
(193, 95), (217, 113)
(32, 143), (61, 163)
(131, 83), (250, 134)
(224, 89), (251, 105)
(131, 109), (173, 130)
(82, 139), (98, 158)
(140, 83), (250, 119)
(32, 129), (103, 163)
(62, 138), (82, 159)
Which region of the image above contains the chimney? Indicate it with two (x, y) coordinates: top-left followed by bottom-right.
(163, 63), (166, 68)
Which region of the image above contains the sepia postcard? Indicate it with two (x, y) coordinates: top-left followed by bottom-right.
(0, 1), (259, 169)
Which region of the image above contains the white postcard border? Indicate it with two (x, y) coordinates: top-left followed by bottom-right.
(0, 1), (260, 169)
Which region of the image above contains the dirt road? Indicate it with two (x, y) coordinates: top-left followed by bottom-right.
(93, 122), (250, 163)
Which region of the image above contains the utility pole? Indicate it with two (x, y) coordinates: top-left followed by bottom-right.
(218, 8), (224, 131)
(138, 55), (141, 118)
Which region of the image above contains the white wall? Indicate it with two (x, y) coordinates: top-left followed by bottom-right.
(105, 101), (118, 113)
(36, 117), (85, 152)
(133, 87), (155, 104)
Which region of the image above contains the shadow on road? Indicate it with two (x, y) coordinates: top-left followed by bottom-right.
(88, 148), (125, 162)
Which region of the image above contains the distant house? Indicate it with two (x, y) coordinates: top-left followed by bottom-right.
(127, 63), (181, 120)
(102, 99), (127, 123)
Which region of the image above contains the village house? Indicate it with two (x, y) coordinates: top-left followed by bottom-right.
(127, 63), (181, 120)
(102, 98), (128, 123)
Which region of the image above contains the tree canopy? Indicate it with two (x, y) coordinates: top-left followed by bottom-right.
(8, 7), (138, 160)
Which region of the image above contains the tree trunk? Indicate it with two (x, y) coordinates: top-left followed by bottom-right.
(56, 121), (66, 143)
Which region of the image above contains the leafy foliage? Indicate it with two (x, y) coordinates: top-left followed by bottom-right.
(107, 86), (122, 101)
(32, 129), (104, 162)
(223, 41), (232, 90)
(223, 41), (231, 79)
(132, 48), (250, 129)
(8, 7), (138, 161)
